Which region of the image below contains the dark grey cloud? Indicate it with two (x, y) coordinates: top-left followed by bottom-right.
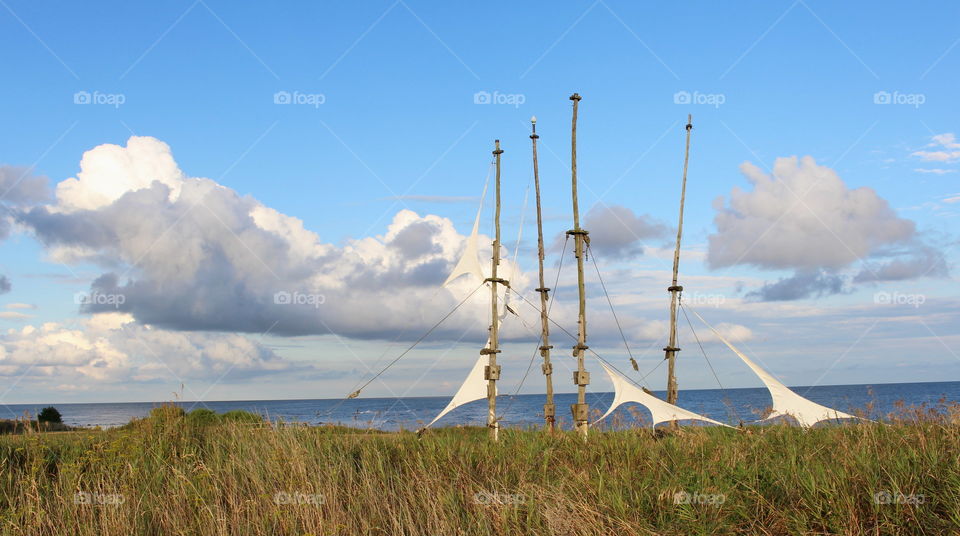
(389, 220), (442, 259)
(0, 275), (10, 294)
(854, 245), (949, 282)
(0, 165), (50, 205)
(746, 271), (847, 302)
(0, 166), (50, 242)
(579, 204), (668, 260)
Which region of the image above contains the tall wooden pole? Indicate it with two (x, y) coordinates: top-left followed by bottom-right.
(530, 117), (555, 432)
(665, 115), (693, 406)
(484, 139), (505, 441)
(567, 93), (590, 438)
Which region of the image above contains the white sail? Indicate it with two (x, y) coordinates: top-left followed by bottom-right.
(443, 176), (490, 287)
(595, 361), (730, 429)
(424, 337), (492, 429)
(690, 309), (859, 428)
(426, 172), (501, 430)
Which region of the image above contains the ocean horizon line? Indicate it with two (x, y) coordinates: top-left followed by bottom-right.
(8, 379), (959, 408)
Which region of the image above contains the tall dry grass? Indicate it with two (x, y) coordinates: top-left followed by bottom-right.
(1, 402), (959, 535)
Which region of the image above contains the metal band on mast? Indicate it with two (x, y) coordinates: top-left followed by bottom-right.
(665, 115), (693, 407)
(566, 93), (590, 438)
(530, 117), (556, 432)
(484, 139), (506, 442)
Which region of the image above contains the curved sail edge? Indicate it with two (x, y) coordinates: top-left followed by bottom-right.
(423, 348), (489, 429)
(594, 361), (732, 429)
(689, 309), (865, 428)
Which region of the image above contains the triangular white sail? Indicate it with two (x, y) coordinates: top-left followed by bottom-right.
(443, 176), (490, 287)
(424, 337), (492, 429)
(427, 171), (501, 430)
(595, 361), (730, 428)
(690, 309), (859, 428)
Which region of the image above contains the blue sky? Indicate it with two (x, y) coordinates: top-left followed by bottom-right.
(0, 1), (957, 405)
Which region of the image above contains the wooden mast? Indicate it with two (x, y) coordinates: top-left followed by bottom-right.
(530, 117), (555, 432)
(567, 93), (590, 438)
(665, 115), (693, 406)
(484, 139), (505, 442)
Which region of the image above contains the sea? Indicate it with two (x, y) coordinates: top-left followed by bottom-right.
(5, 381), (959, 430)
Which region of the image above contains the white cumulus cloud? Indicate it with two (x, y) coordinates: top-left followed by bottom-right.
(0, 312), (299, 383)
(16, 136), (526, 341)
(708, 156), (943, 300)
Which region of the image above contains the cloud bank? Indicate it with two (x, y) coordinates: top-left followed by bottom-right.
(15, 136), (524, 340)
(0, 312), (300, 385)
(708, 156), (944, 301)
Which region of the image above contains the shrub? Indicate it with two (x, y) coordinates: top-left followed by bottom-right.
(185, 408), (220, 425)
(220, 410), (263, 424)
(37, 407), (62, 424)
(148, 404), (185, 422)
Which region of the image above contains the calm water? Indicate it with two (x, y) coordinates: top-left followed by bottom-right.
(5, 381), (958, 430)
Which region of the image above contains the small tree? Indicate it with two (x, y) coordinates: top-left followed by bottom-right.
(37, 406), (62, 424)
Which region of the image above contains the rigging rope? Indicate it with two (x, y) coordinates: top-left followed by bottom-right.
(328, 159), (497, 418)
(497, 235), (569, 421)
(679, 302), (744, 424)
(501, 185), (530, 321)
(342, 162), (497, 403)
(508, 185), (530, 282)
(324, 281), (486, 416)
(585, 243), (651, 390)
(504, 286), (652, 394)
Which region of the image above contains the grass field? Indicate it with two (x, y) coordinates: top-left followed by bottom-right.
(1, 403), (958, 535)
